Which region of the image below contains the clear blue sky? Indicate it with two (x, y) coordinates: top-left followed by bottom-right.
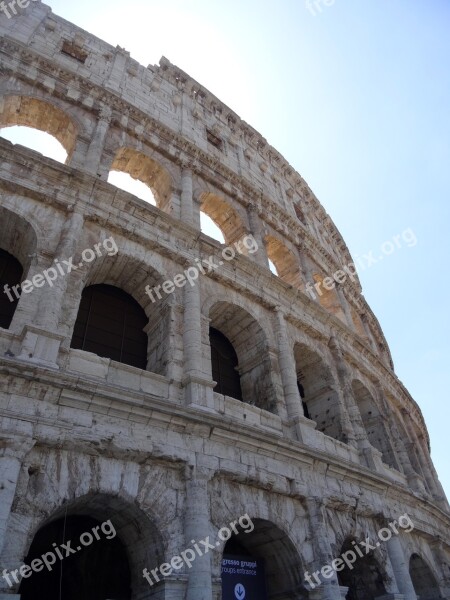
(3, 0), (449, 498)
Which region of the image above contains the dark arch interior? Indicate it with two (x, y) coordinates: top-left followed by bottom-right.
(70, 284), (149, 369)
(209, 326), (242, 400)
(297, 381), (311, 420)
(0, 248), (23, 329)
(337, 540), (387, 600)
(409, 553), (441, 600)
(222, 519), (306, 599)
(19, 515), (131, 600)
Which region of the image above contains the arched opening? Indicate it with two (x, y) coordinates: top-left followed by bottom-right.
(294, 343), (344, 442)
(209, 326), (242, 400)
(312, 271), (346, 323)
(297, 381), (312, 421)
(108, 171), (156, 205)
(19, 515), (131, 600)
(109, 147), (171, 210)
(0, 206), (37, 330)
(265, 235), (303, 289)
(352, 380), (398, 469)
(70, 284), (148, 370)
(200, 211), (225, 243)
(200, 192), (248, 246)
(337, 539), (387, 600)
(268, 259), (278, 275)
(0, 249), (23, 329)
(409, 553), (441, 600)
(18, 493), (166, 600)
(208, 301), (276, 412)
(350, 307), (368, 340)
(0, 126), (68, 162)
(0, 96), (78, 161)
(221, 518), (306, 599)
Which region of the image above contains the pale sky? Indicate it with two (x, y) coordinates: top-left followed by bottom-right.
(2, 0), (449, 498)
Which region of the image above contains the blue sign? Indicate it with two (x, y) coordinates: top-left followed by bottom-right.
(221, 555), (268, 599)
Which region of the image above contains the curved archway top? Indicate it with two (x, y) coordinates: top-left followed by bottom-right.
(81, 245), (166, 313)
(199, 192), (249, 246)
(0, 205), (38, 267)
(110, 147), (172, 209)
(209, 300), (269, 345)
(265, 234), (303, 289)
(294, 342), (336, 388)
(0, 95), (78, 158)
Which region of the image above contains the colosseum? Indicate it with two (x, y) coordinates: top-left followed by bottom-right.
(0, 3), (449, 600)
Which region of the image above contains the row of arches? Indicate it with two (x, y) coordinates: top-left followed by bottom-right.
(13, 494), (443, 600)
(0, 93), (381, 350)
(0, 238), (409, 478)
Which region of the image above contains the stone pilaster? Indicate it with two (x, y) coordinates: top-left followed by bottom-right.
(327, 336), (362, 450)
(182, 277), (214, 409)
(247, 206), (269, 268)
(181, 167), (195, 225)
(0, 437), (35, 555)
(16, 209), (84, 368)
(304, 498), (343, 600)
(184, 467), (213, 600)
(384, 535), (417, 600)
(83, 105), (112, 178)
(273, 307), (310, 441)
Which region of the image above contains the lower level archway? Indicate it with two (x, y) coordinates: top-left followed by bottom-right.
(409, 553), (441, 600)
(337, 540), (387, 600)
(19, 515), (131, 600)
(18, 493), (165, 600)
(221, 518), (306, 599)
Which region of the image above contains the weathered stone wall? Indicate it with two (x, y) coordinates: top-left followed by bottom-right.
(0, 3), (449, 599)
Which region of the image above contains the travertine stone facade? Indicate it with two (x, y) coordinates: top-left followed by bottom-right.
(0, 3), (449, 599)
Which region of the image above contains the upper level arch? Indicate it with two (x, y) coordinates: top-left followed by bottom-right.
(207, 299), (277, 412)
(294, 341), (344, 442)
(109, 147), (173, 211)
(63, 245), (171, 375)
(351, 379), (398, 469)
(199, 192), (249, 246)
(70, 283), (149, 370)
(265, 234), (303, 289)
(0, 95), (78, 161)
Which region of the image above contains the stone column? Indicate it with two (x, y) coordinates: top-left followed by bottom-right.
(247, 206), (269, 268)
(184, 467), (213, 600)
(304, 498), (343, 600)
(384, 535), (417, 600)
(360, 313), (377, 352)
(180, 167), (195, 225)
(84, 105), (112, 178)
(335, 285), (354, 329)
(415, 429), (448, 509)
(429, 537), (450, 595)
(182, 273), (214, 409)
(273, 307), (308, 441)
(0, 437), (35, 555)
(297, 246), (313, 292)
(327, 337), (362, 450)
(16, 209), (84, 367)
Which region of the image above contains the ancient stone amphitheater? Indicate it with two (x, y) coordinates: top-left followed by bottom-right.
(0, 3), (449, 600)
